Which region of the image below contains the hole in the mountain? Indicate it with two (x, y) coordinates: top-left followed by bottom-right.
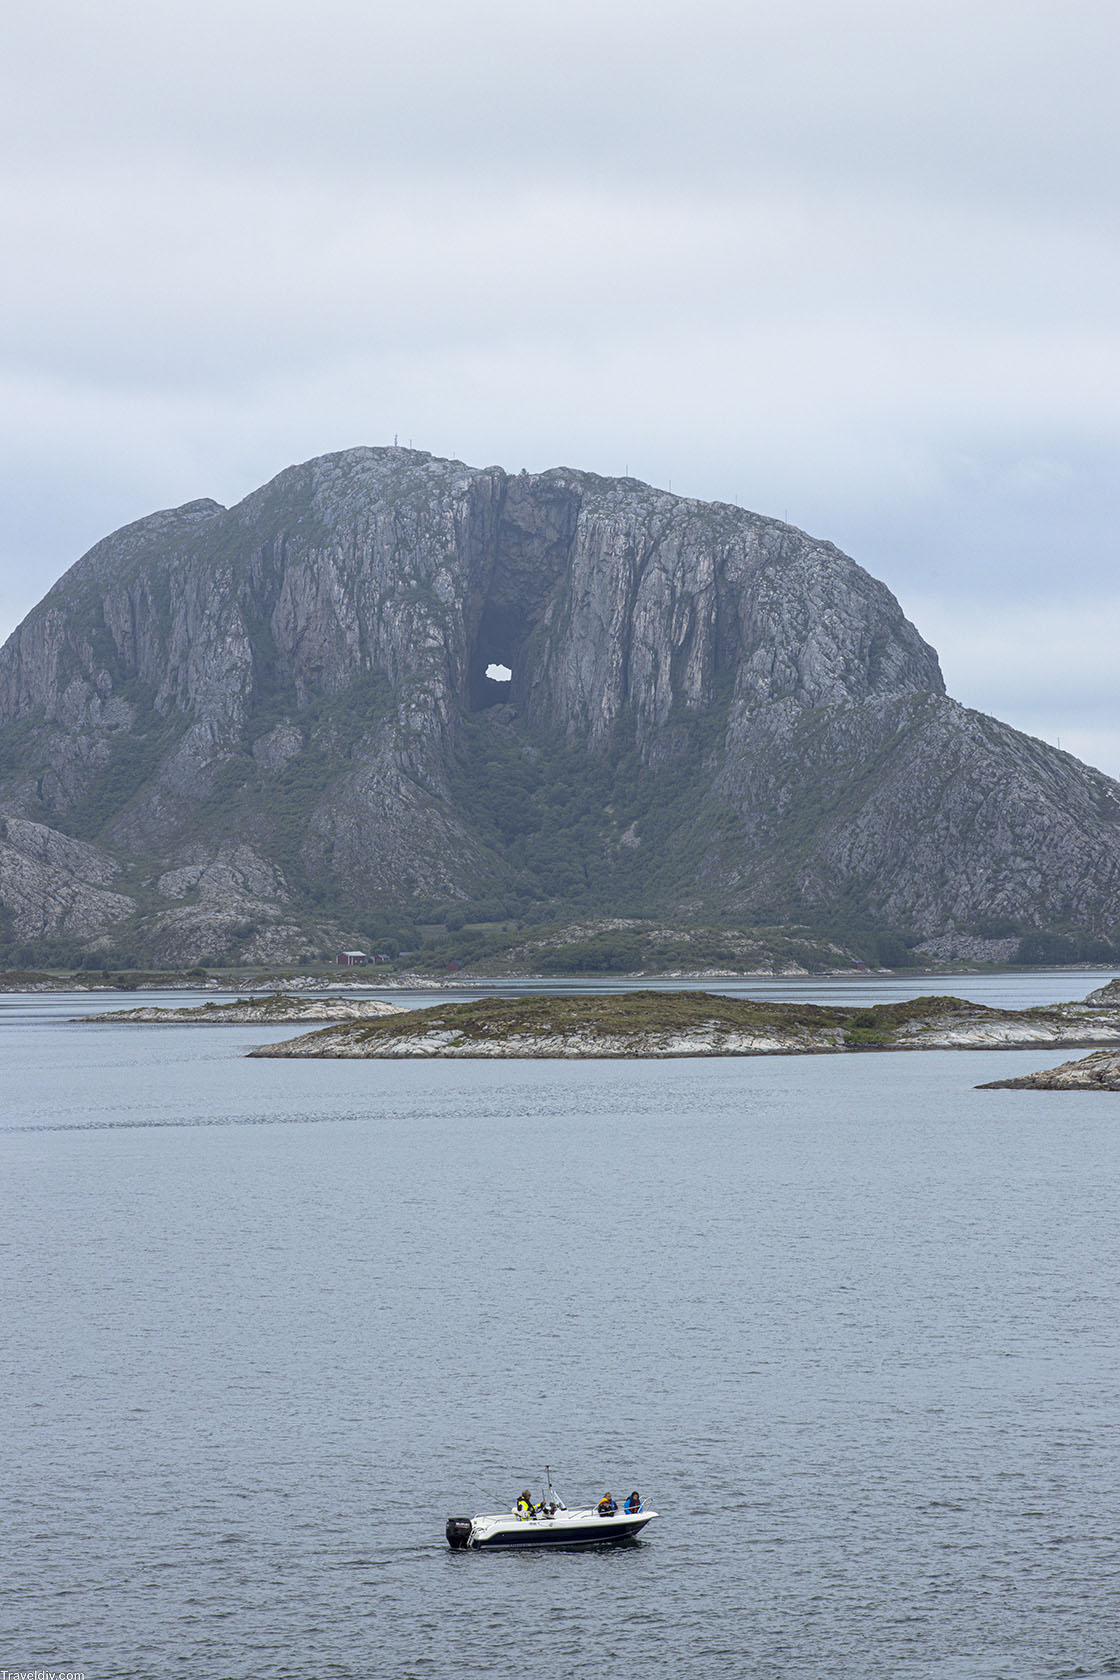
(468, 603), (521, 708)
(479, 662), (512, 704)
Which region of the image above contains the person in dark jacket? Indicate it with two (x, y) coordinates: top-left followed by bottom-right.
(597, 1492), (617, 1516)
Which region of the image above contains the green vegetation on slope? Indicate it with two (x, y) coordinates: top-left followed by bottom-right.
(401, 918), (860, 976)
(447, 698), (739, 916)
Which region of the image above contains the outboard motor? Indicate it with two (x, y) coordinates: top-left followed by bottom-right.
(446, 1517), (473, 1549)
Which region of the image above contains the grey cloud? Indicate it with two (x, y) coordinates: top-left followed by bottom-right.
(5, 172), (1116, 395)
(7, 1), (1117, 215)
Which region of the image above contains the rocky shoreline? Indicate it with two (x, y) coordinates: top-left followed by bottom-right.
(57, 981), (1120, 1079)
(78, 993), (403, 1026)
(246, 989), (1120, 1061)
(978, 1049), (1120, 1091)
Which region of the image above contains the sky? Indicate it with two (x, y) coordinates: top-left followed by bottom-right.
(2, 0), (1117, 772)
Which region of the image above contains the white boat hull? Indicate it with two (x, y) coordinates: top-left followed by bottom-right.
(447, 1505), (657, 1549)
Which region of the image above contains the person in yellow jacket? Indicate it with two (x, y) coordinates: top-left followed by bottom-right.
(597, 1492), (617, 1516)
(515, 1489), (534, 1519)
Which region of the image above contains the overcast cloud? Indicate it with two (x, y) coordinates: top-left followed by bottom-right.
(2, 0), (1117, 769)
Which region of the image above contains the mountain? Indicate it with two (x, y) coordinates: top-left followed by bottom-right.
(2, 445), (1119, 968)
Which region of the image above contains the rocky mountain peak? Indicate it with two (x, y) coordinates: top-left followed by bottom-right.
(0, 446), (1116, 968)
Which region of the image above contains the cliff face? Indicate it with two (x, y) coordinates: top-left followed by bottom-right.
(1, 445), (1118, 963)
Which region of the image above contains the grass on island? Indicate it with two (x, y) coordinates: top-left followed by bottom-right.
(194, 992), (308, 1014)
(283, 990), (1011, 1052)
(93, 991), (387, 1021)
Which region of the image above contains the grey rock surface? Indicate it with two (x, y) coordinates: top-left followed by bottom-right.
(0, 816), (135, 942)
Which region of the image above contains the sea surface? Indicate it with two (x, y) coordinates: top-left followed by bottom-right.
(3, 973), (1120, 1680)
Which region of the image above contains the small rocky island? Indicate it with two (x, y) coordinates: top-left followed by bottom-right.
(978, 1049), (1120, 1091)
(247, 988), (1120, 1060)
(81, 992), (402, 1026)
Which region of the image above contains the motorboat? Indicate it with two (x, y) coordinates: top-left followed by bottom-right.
(446, 1470), (657, 1549)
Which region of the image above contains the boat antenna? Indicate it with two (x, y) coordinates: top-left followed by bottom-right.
(545, 1465), (565, 1509)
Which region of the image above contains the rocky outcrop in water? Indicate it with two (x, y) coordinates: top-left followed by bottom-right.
(79, 992), (402, 1025)
(2, 446), (1120, 963)
(978, 1049), (1120, 1090)
(247, 990), (1120, 1060)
